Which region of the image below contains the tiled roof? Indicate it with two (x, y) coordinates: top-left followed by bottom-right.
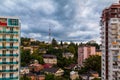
(43, 54), (56, 58)
(43, 68), (59, 73)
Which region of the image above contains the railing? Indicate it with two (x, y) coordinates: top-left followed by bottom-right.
(0, 62), (18, 64)
(0, 69), (18, 72)
(0, 39), (18, 42)
(0, 31), (18, 34)
(110, 46), (119, 50)
(0, 54), (18, 56)
(0, 46), (18, 49)
(0, 77), (18, 80)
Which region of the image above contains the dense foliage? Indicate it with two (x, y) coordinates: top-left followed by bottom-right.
(21, 37), (101, 79)
(79, 55), (101, 76)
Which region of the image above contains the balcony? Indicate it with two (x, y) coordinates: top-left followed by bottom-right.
(110, 26), (117, 30)
(110, 18), (119, 23)
(0, 46), (18, 49)
(0, 77), (18, 80)
(110, 46), (119, 50)
(0, 69), (18, 72)
(0, 62), (18, 64)
(113, 66), (118, 71)
(109, 30), (117, 35)
(113, 53), (118, 56)
(112, 42), (118, 45)
(0, 31), (18, 34)
(100, 32), (104, 34)
(0, 38), (18, 42)
(0, 54), (18, 56)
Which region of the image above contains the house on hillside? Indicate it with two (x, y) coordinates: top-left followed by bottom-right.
(23, 46), (39, 54)
(29, 62), (44, 72)
(65, 64), (77, 70)
(20, 67), (29, 74)
(43, 68), (64, 76)
(70, 71), (79, 80)
(25, 73), (45, 80)
(96, 49), (102, 56)
(62, 52), (74, 59)
(80, 71), (100, 80)
(43, 54), (57, 64)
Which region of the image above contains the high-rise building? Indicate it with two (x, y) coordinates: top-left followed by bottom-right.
(0, 16), (20, 80)
(78, 46), (96, 66)
(100, 1), (120, 80)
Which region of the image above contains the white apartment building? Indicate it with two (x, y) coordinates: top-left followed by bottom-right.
(101, 1), (120, 80)
(0, 16), (20, 80)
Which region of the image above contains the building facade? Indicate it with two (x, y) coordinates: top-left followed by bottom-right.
(96, 50), (102, 56)
(70, 71), (79, 80)
(0, 16), (20, 80)
(43, 54), (57, 64)
(78, 46), (96, 66)
(62, 52), (74, 59)
(100, 1), (120, 80)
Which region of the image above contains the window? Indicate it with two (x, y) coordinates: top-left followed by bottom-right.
(2, 73), (6, 78)
(2, 58), (6, 62)
(10, 50), (13, 54)
(10, 43), (13, 47)
(10, 35), (13, 39)
(10, 65), (13, 70)
(2, 50), (6, 54)
(2, 42), (6, 48)
(10, 58), (13, 62)
(3, 27), (6, 32)
(10, 73), (13, 78)
(2, 65), (6, 70)
(10, 27), (13, 31)
(8, 19), (19, 26)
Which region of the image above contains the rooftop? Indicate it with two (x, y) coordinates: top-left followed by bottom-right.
(43, 54), (57, 58)
(0, 16), (19, 19)
(43, 67), (59, 73)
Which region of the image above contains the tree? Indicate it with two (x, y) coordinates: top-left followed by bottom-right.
(21, 49), (31, 66)
(21, 37), (30, 46)
(45, 74), (55, 80)
(92, 78), (101, 80)
(31, 52), (44, 64)
(83, 55), (101, 75)
(68, 46), (75, 54)
(20, 76), (31, 80)
(51, 38), (58, 47)
(60, 41), (63, 46)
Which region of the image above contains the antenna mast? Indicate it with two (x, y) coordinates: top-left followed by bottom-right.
(49, 24), (51, 44)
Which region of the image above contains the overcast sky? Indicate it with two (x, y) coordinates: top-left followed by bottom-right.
(0, 0), (118, 43)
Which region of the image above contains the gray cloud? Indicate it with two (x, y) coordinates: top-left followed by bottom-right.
(0, 0), (117, 42)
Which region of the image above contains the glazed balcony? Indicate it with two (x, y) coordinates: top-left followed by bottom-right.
(0, 62), (18, 64)
(0, 69), (18, 72)
(0, 54), (18, 56)
(0, 31), (18, 34)
(0, 38), (18, 42)
(0, 46), (18, 49)
(0, 77), (18, 80)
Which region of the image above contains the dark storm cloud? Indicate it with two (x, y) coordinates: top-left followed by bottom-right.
(0, 0), (117, 42)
